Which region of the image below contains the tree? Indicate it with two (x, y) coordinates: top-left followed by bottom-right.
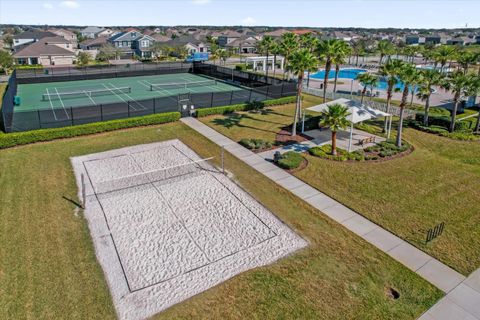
(279, 32), (299, 80)
(319, 104), (351, 155)
(317, 39), (342, 102)
(441, 71), (473, 132)
(350, 40), (365, 66)
(471, 76), (480, 133)
(434, 45), (456, 72)
(76, 51), (91, 66)
(457, 51), (477, 75)
(331, 41), (351, 93)
(286, 48), (319, 136)
(256, 35), (274, 78)
(379, 59), (404, 131)
(298, 33), (319, 85)
(151, 42), (166, 61)
(218, 48), (230, 66)
(377, 40), (395, 65)
(396, 63), (418, 147)
(416, 69), (444, 126)
(270, 41), (281, 79)
(2, 34), (13, 49)
(0, 50), (13, 75)
(356, 73), (378, 105)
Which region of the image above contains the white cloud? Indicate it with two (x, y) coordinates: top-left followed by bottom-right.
(191, 0), (211, 5)
(60, 1), (79, 9)
(43, 3), (53, 9)
(241, 17), (256, 26)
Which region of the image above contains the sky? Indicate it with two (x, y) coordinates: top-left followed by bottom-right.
(1, 0), (479, 29)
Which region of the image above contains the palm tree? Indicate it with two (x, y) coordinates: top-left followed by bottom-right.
(332, 41), (351, 93)
(457, 51), (477, 75)
(317, 39), (342, 102)
(319, 104), (351, 155)
(356, 73), (378, 105)
(299, 33), (319, 86)
(434, 45), (456, 72)
(441, 71), (473, 132)
(416, 69), (444, 126)
(470, 76), (480, 133)
(396, 63), (418, 147)
(351, 40), (365, 66)
(270, 41), (281, 79)
(279, 32), (299, 80)
(379, 59), (404, 131)
(377, 40), (395, 65)
(257, 35), (275, 78)
(286, 48), (319, 136)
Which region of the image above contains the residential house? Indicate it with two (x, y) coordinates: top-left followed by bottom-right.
(48, 28), (77, 47)
(13, 36), (75, 65)
(225, 37), (258, 54)
(12, 30), (56, 49)
(81, 26), (105, 39)
(405, 34), (420, 45)
(79, 36), (108, 50)
(425, 35), (442, 45)
(151, 33), (170, 43)
(261, 28), (289, 38)
(108, 30), (155, 58)
(217, 30), (242, 47)
(164, 35), (211, 54)
(97, 28), (117, 38)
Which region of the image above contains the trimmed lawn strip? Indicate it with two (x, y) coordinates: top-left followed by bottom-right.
(0, 122), (440, 319)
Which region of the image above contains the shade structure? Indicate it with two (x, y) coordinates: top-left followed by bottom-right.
(306, 98), (392, 151)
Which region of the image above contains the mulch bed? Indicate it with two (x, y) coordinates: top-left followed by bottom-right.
(275, 126), (313, 145)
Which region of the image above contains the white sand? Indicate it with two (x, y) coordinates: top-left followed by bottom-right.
(71, 140), (307, 320)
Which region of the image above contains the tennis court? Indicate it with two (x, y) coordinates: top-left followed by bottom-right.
(71, 140), (306, 320)
(16, 73), (242, 113)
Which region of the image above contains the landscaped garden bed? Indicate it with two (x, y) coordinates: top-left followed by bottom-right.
(308, 140), (413, 162)
(274, 151), (308, 172)
(239, 138), (274, 153)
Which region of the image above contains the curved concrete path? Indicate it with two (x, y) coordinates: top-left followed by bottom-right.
(181, 117), (479, 320)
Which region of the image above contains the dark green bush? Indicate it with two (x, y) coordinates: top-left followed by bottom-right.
(277, 151), (304, 169)
(0, 112), (180, 149)
(239, 138), (272, 150)
(195, 96), (296, 117)
(235, 64), (247, 71)
(415, 113), (475, 132)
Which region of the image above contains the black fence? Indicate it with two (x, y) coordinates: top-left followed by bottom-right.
(1, 70), (17, 133)
(15, 62), (194, 84)
(3, 62), (297, 133)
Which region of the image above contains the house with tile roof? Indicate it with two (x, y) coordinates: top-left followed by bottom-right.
(13, 30), (57, 49)
(13, 36), (76, 65)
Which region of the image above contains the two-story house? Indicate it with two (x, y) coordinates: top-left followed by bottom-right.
(217, 31), (242, 47)
(108, 31), (155, 58)
(81, 26), (106, 39)
(12, 30), (57, 49)
(48, 28), (78, 47)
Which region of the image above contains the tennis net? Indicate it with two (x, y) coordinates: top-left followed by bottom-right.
(42, 86), (131, 101)
(92, 157), (215, 194)
(150, 80), (217, 91)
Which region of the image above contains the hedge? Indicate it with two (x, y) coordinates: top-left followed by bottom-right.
(0, 112), (180, 149)
(195, 96), (297, 117)
(415, 113), (475, 132)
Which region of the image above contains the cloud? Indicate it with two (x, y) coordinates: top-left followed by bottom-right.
(60, 1), (79, 9)
(241, 17), (256, 26)
(191, 0), (211, 5)
(43, 3), (53, 9)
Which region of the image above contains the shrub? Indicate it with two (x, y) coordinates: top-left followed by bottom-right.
(0, 112), (180, 149)
(277, 151), (303, 169)
(195, 96), (296, 117)
(235, 64), (247, 71)
(239, 138), (272, 150)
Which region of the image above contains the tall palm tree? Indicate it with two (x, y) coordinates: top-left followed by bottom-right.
(457, 51), (477, 75)
(299, 33), (320, 86)
(319, 104), (351, 155)
(286, 48), (319, 136)
(270, 41), (281, 79)
(379, 59), (404, 131)
(351, 40), (364, 66)
(356, 73), (378, 105)
(257, 35), (274, 78)
(317, 39), (342, 102)
(441, 71), (473, 132)
(470, 76), (480, 133)
(396, 63), (418, 147)
(416, 69), (444, 126)
(332, 41), (351, 93)
(377, 40), (395, 65)
(279, 32), (299, 80)
(434, 45), (456, 72)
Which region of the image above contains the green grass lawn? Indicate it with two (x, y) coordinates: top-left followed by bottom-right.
(0, 122), (441, 319)
(201, 100), (480, 275)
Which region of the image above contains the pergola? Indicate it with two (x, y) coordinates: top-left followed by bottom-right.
(245, 56), (285, 72)
(307, 98), (392, 152)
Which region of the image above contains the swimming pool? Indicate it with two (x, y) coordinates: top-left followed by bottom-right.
(310, 68), (367, 80)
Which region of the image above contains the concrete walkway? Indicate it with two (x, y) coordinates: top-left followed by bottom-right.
(181, 117), (479, 319)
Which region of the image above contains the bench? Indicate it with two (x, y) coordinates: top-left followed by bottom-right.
(358, 136), (376, 146)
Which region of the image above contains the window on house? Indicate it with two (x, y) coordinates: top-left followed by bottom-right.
(118, 42), (122, 47)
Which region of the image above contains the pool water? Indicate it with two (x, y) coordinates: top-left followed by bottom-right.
(310, 68), (366, 80)
(310, 68), (425, 93)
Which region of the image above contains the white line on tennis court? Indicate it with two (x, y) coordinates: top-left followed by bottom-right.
(101, 83), (136, 110)
(54, 87), (71, 119)
(107, 83), (147, 111)
(84, 91), (97, 105)
(141, 80), (175, 96)
(45, 88), (58, 121)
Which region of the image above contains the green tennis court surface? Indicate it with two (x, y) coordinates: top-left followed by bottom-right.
(16, 73), (242, 112)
